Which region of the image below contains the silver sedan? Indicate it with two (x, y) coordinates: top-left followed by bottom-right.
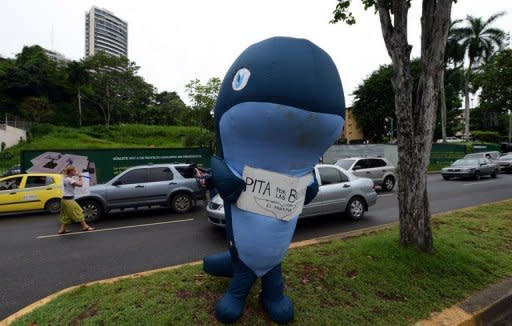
(441, 158), (498, 180)
(207, 164), (378, 227)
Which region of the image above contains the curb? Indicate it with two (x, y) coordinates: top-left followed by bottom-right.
(2, 199), (511, 325)
(415, 277), (512, 326)
(1, 223), (398, 326)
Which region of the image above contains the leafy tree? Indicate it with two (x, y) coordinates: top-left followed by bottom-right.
(185, 77), (221, 132)
(150, 91), (190, 125)
(332, 0), (453, 252)
(67, 60), (89, 127)
(451, 12), (507, 139)
(18, 96), (55, 123)
(1, 45), (70, 117)
(353, 60), (462, 143)
(475, 49), (512, 140)
(84, 52), (153, 126)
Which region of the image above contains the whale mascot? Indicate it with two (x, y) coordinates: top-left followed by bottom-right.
(203, 36), (345, 324)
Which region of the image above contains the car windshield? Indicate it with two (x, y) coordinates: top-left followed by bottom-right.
(452, 159), (478, 166)
(464, 153), (482, 159)
(336, 159), (355, 170)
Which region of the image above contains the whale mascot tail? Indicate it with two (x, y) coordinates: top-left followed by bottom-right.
(203, 36), (345, 324)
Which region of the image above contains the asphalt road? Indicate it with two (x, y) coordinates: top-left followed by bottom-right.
(0, 174), (511, 320)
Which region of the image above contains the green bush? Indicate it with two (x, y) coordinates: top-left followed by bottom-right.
(471, 130), (501, 143)
(31, 123), (56, 137)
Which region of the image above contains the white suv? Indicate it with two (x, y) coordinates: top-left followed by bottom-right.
(335, 157), (396, 191)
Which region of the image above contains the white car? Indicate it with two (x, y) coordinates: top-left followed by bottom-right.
(437, 137), (464, 143)
(207, 164), (377, 227)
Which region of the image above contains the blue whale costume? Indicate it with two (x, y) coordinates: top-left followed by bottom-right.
(203, 37), (345, 324)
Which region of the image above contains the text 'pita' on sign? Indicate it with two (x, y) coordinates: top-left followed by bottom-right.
(236, 166), (313, 221)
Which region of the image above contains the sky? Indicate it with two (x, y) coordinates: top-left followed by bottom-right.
(1, 1), (511, 105)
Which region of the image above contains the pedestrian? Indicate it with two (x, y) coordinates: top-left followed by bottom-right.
(58, 165), (95, 234)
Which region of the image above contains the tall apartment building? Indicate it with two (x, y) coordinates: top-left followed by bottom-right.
(85, 6), (128, 57)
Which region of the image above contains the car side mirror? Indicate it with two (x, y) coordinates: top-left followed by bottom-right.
(112, 180), (122, 186)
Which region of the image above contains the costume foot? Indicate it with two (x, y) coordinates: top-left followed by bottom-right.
(261, 294), (294, 324)
(203, 251), (233, 277)
(215, 292), (245, 324)
(58, 229), (72, 234)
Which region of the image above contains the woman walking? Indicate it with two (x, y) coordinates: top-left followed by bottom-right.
(58, 166), (95, 234)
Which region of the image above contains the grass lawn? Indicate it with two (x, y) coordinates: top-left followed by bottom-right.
(9, 201), (512, 326)
(0, 124), (209, 171)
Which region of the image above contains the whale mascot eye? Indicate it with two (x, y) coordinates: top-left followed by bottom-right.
(203, 36), (345, 324)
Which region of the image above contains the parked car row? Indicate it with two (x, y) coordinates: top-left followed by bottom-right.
(0, 159), (383, 225)
(207, 164), (378, 227)
(441, 151), (512, 180)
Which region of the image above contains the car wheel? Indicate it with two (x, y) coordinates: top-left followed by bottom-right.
(45, 198), (61, 214)
(346, 197), (365, 220)
(474, 171), (481, 180)
(171, 193), (192, 213)
(442, 175), (450, 180)
(382, 176), (395, 191)
(80, 200), (103, 222)
(491, 170), (497, 178)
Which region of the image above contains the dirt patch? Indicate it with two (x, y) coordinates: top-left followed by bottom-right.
(300, 263), (328, 288)
(376, 291), (408, 302)
(345, 269), (358, 279)
(70, 304), (99, 326)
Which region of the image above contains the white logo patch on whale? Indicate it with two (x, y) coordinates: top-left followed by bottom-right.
(232, 68), (251, 91)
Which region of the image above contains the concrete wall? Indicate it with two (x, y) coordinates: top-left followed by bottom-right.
(323, 144), (399, 167)
(0, 125), (27, 151)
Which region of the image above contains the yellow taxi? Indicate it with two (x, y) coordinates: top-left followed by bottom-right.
(0, 173), (63, 214)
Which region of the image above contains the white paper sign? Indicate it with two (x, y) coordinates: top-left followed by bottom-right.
(236, 166), (313, 221)
(73, 172), (91, 197)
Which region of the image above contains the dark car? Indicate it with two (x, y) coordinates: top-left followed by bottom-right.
(76, 164), (205, 222)
(496, 154), (512, 173)
(1, 164), (21, 177)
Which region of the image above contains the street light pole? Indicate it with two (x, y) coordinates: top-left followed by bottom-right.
(508, 109), (511, 144)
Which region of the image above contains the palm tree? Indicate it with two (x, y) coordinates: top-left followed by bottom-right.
(67, 60), (89, 127)
(451, 12), (506, 140)
(440, 19), (465, 143)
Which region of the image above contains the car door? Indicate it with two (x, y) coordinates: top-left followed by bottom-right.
(368, 159), (387, 184)
(22, 175), (53, 211)
(0, 176), (25, 213)
(145, 167), (174, 204)
(303, 166), (349, 216)
(480, 158), (493, 174)
(351, 159), (370, 179)
(106, 168), (148, 207)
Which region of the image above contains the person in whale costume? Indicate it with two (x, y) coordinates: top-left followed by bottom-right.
(203, 36), (345, 324)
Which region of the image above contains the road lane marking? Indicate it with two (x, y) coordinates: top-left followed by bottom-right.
(36, 218), (194, 239)
(378, 194), (395, 197)
(463, 181), (493, 186)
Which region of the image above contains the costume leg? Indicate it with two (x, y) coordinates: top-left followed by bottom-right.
(215, 258), (257, 323)
(260, 263), (294, 324)
(203, 250), (233, 277)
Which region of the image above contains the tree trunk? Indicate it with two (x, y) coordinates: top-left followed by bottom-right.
(440, 70), (447, 142)
(376, 0), (452, 252)
(463, 62), (473, 140)
(77, 85), (82, 127)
